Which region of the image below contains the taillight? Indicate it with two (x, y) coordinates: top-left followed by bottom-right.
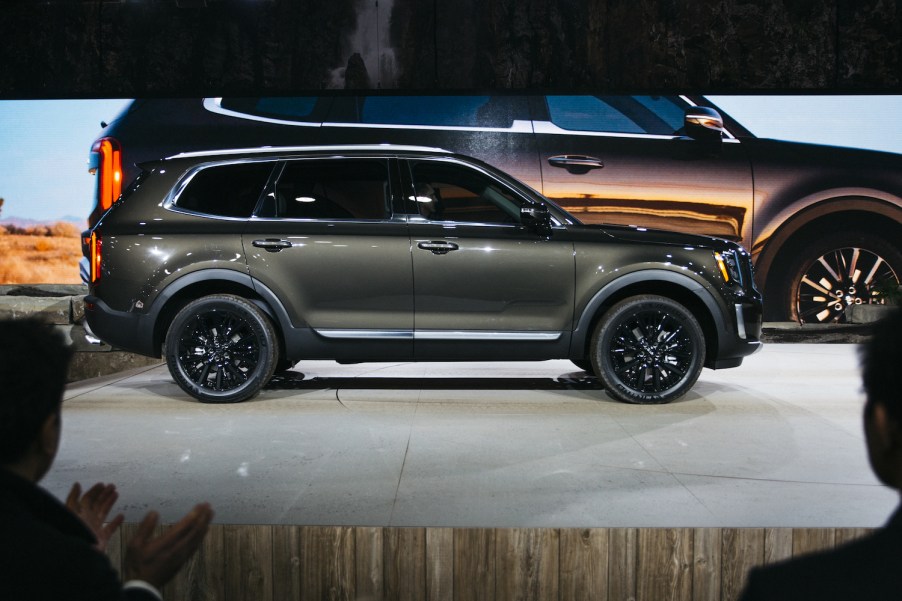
(90, 137), (122, 212)
(90, 231), (102, 283)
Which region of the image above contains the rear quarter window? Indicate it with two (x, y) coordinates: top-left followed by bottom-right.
(173, 162), (274, 218)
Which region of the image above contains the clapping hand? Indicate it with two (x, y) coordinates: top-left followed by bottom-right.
(65, 482), (125, 552)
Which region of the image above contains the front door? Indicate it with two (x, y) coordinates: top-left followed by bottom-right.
(533, 95), (754, 245)
(404, 158), (574, 360)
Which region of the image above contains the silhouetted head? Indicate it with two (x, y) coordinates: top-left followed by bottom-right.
(0, 318), (72, 468)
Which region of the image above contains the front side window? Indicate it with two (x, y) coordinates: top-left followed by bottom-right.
(349, 95), (526, 128)
(275, 159), (390, 220)
(174, 162), (274, 218)
(410, 161), (522, 225)
(546, 95), (688, 135)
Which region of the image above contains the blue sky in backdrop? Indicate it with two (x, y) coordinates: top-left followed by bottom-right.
(0, 96), (899, 223)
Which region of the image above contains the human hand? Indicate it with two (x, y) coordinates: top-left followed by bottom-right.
(124, 503), (214, 589)
(65, 482), (125, 552)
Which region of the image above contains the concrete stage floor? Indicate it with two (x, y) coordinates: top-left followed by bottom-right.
(48, 343), (898, 529)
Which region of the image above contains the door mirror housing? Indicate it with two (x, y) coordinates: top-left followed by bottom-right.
(521, 203), (552, 234)
(684, 106), (724, 146)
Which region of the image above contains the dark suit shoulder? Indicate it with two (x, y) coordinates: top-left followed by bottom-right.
(741, 527), (902, 601)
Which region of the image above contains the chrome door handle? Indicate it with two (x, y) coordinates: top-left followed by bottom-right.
(548, 155), (605, 174)
(252, 239), (292, 252)
(417, 241), (459, 255)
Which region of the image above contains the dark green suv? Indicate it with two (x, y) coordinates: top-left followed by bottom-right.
(83, 145), (762, 404)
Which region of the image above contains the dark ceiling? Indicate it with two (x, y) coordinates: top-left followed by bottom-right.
(1, 0), (899, 97)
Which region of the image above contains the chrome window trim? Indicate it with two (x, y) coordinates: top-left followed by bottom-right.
(314, 329), (563, 341)
(534, 119), (741, 144)
(204, 97), (322, 127)
(323, 120), (534, 134)
(168, 144), (451, 161)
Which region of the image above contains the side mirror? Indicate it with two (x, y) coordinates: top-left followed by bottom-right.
(521, 203), (551, 234)
(684, 106), (724, 146)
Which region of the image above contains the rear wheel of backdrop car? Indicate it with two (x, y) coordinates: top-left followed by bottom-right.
(591, 295), (705, 404)
(165, 294), (279, 403)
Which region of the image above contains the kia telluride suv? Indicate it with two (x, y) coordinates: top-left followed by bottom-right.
(82, 145), (762, 404)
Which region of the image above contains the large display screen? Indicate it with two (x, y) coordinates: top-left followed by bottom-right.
(0, 96), (899, 285)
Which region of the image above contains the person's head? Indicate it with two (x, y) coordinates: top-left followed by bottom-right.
(0, 318), (73, 479)
(860, 307), (902, 490)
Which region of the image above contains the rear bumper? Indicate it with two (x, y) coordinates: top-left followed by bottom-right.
(83, 295), (160, 357)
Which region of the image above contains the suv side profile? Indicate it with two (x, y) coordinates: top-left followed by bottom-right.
(86, 94), (902, 323)
(83, 145), (762, 404)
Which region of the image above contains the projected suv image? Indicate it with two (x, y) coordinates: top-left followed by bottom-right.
(85, 95), (902, 323)
(82, 146), (762, 404)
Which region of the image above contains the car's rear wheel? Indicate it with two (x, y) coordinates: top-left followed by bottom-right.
(591, 295), (705, 404)
(787, 231), (902, 323)
(164, 294), (279, 403)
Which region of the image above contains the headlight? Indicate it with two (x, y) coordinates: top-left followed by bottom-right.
(714, 250), (743, 285)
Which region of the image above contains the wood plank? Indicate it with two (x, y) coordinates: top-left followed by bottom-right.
(299, 526), (356, 601)
(560, 528), (608, 601)
(426, 527), (454, 601)
(384, 528), (426, 601)
(763, 528), (792, 565)
(636, 528), (692, 601)
(691, 528), (721, 601)
(495, 528), (559, 601)
(721, 529), (763, 601)
(608, 528), (637, 601)
(224, 524), (273, 601)
(356, 527), (385, 601)
(834, 527), (873, 547)
(792, 528), (834, 557)
(166, 523), (225, 601)
(273, 525), (301, 601)
(454, 528), (496, 601)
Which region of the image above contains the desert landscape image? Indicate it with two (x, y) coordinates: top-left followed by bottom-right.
(0, 199), (83, 285)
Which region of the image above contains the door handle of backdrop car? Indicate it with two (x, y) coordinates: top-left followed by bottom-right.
(548, 155), (605, 175)
(417, 241), (460, 255)
(252, 239), (292, 252)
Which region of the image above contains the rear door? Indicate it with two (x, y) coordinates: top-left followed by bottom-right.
(244, 156), (414, 359)
(533, 95), (753, 244)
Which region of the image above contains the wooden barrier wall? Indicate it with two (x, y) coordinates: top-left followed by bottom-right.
(105, 525), (872, 601)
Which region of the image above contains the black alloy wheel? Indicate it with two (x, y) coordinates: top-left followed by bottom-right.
(165, 294), (279, 403)
(788, 232), (902, 324)
(591, 295), (705, 404)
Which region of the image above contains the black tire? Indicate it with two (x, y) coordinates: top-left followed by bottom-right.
(164, 294), (279, 403)
(591, 295), (705, 404)
(785, 231), (902, 324)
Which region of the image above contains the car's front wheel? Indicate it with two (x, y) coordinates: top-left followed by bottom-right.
(164, 294), (279, 403)
(591, 295), (705, 404)
(786, 231), (902, 323)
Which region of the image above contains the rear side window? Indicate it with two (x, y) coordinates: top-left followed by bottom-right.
(546, 95), (688, 135)
(174, 162), (274, 218)
(216, 97), (326, 123)
(275, 159), (391, 220)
